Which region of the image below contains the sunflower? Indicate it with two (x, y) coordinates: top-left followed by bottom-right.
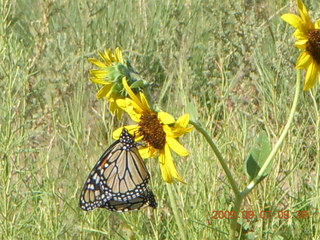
(113, 78), (193, 183)
(281, 0), (320, 90)
(88, 47), (133, 118)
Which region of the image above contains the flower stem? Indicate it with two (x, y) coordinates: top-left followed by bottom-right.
(229, 70), (301, 239)
(166, 183), (187, 240)
(229, 194), (243, 240)
(243, 69), (300, 196)
(190, 120), (240, 196)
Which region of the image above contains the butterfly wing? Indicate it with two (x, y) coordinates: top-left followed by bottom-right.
(104, 187), (157, 212)
(79, 129), (157, 212)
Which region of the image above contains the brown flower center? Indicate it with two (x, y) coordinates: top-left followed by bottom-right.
(139, 111), (166, 149)
(307, 29), (320, 64)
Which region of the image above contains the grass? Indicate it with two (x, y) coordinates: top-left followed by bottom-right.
(1, 0), (319, 239)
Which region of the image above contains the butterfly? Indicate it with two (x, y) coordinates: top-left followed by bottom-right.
(79, 128), (157, 212)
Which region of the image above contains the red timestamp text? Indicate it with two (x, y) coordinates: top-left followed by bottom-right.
(210, 210), (238, 219)
(208, 210), (313, 222)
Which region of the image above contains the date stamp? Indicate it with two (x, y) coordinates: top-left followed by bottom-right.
(207, 210), (315, 224)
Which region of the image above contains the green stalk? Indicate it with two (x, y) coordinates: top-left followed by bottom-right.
(230, 194), (243, 239)
(166, 184), (187, 240)
(190, 120), (240, 196)
(229, 70), (301, 240)
(243, 69), (300, 195)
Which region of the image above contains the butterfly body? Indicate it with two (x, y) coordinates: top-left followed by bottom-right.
(79, 128), (157, 212)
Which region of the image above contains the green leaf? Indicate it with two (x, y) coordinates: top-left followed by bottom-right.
(129, 79), (144, 89)
(245, 131), (272, 182)
(185, 99), (198, 122)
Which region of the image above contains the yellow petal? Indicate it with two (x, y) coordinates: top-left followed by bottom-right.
(163, 125), (191, 140)
(122, 77), (145, 110)
(139, 92), (151, 111)
(116, 108), (122, 120)
(112, 127), (123, 139)
(297, 0), (313, 30)
(112, 125), (139, 139)
(281, 14), (304, 31)
(109, 100), (123, 119)
(89, 69), (108, 79)
(121, 77), (150, 114)
(293, 29), (307, 40)
(96, 85), (112, 99)
(304, 60), (318, 90)
(159, 152), (173, 183)
(135, 135), (144, 141)
(296, 52), (312, 69)
(126, 125), (141, 137)
(126, 108), (142, 122)
(162, 125), (175, 138)
(99, 50), (113, 66)
(116, 99), (128, 110)
(88, 58), (107, 68)
(109, 96), (116, 102)
(116, 99), (142, 122)
(105, 85), (114, 100)
(115, 47), (124, 64)
(90, 77), (110, 85)
(139, 146), (154, 158)
(162, 144), (184, 183)
(130, 98), (145, 114)
(109, 100), (117, 113)
(315, 19), (320, 29)
(158, 112), (175, 124)
(166, 136), (189, 156)
(294, 39), (308, 49)
(175, 114), (190, 128)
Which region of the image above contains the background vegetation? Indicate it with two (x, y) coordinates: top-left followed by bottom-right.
(1, 0), (319, 239)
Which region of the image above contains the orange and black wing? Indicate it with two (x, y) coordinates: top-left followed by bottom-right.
(79, 128), (157, 212)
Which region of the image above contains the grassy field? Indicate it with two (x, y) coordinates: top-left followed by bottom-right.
(1, 0), (320, 239)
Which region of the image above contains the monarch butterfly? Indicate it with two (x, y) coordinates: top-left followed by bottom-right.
(79, 128), (157, 212)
